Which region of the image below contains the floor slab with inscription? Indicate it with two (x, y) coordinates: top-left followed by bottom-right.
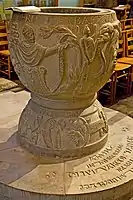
(0, 91), (133, 200)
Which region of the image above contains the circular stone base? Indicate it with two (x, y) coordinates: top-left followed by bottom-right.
(0, 108), (133, 200)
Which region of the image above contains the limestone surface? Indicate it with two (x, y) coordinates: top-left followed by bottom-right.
(4, 6), (133, 200)
(8, 7), (120, 159)
(0, 91), (133, 200)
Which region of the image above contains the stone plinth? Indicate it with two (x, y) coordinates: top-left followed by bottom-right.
(0, 91), (133, 200)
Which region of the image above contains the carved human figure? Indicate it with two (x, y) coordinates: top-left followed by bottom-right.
(74, 22), (120, 97)
(56, 32), (82, 95)
(96, 22), (120, 73)
(10, 24), (65, 94)
(80, 25), (96, 64)
(17, 24), (61, 67)
(39, 25), (83, 96)
(86, 22), (120, 94)
(10, 23), (83, 96)
(75, 24), (97, 94)
(42, 117), (88, 149)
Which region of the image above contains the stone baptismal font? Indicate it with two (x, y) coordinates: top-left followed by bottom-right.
(1, 6), (133, 200)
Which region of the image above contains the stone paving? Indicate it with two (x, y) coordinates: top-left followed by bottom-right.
(111, 96), (133, 118)
(1, 90), (133, 199)
(0, 90), (30, 143)
(0, 78), (24, 93)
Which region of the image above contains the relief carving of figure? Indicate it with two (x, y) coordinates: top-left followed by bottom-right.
(9, 21), (119, 98)
(39, 25), (83, 96)
(75, 24), (97, 94)
(80, 24), (96, 64)
(87, 22), (120, 92)
(41, 117), (89, 150)
(20, 25), (45, 67)
(75, 22), (120, 95)
(45, 26), (83, 96)
(10, 23), (83, 96)
(10, 24), (62, 94)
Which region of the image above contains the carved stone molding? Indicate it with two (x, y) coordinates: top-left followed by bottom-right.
(8, 7), (120, 159)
